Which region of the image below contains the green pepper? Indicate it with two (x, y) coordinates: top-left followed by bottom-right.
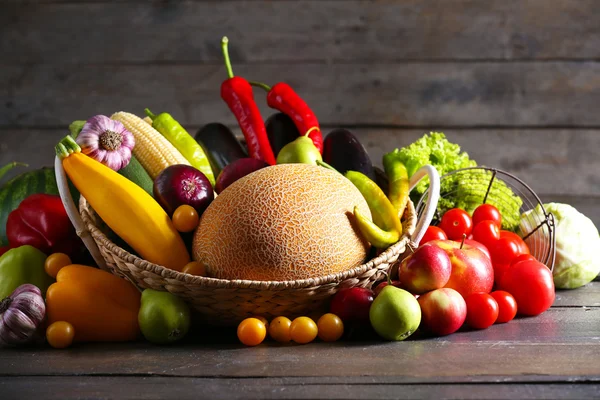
(144, 109), (216, 187)
(383, 150), (410, 219)
(138, 289), (191, 345)
(0, 245), (53, 299)
(345, 171), (403, 248)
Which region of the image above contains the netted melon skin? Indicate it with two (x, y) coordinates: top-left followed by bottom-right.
(193, 164), (372, 281)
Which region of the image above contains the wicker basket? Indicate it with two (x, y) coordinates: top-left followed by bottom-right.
(55, 157), (440, 326)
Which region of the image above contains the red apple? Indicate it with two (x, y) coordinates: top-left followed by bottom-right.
(329, 287), (374, 324)
(374, 280), (402, 297)
(418, 288), (467, 336)
(425, 240), (494, 298)
(464, 239), (491, 261)
(398, 245), (452, 294)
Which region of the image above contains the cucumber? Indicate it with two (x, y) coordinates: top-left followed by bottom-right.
(0, 167), (80, 246)
(118, 156), (154, 196)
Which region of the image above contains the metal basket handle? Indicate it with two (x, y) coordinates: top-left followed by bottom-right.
(409, 165), (440, 246)
(54, 156), (108, 270)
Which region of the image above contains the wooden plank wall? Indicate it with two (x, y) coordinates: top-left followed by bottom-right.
(1, 0), (599, 224)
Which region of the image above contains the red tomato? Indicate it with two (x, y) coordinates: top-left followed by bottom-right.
(500, 231), (530, 255)
(439, 209), (473, 241)
(493, 263), (510, 288)
(502, 260), (555, 316)
(510, 254), (536, 267)
(491, 291), (517, 323)
(420, 226), (448, 245)
(465, 293), (499, 329)
(472, 204), (502, 228)
(472, 220), (501, 250)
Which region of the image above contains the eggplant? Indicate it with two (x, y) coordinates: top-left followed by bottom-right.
(323, 128), (375, 180)
(373, 166), (389, 194)
(194, 123), (247, 176)
(266, 113), (300, 158)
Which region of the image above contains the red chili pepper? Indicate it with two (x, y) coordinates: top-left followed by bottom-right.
(251, 81), (323, 153)
(220, 37), (276, 165)
(6, 194), (86, 261)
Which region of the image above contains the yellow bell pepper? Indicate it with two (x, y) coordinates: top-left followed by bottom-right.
(46, 265), (141, 342)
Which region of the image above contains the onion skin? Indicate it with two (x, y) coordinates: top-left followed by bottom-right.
(0, 284), (46, 347)
(153, 165), (214, 217)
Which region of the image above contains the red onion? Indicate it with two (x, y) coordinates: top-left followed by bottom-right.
(0, 284), (46, 347)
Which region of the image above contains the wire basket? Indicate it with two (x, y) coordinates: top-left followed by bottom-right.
(415, 167), (556, 270)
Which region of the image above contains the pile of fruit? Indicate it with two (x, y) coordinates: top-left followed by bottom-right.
(0, 37), (597, 349)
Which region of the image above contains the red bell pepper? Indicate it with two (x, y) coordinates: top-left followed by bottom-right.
(6, 194), (85, 260)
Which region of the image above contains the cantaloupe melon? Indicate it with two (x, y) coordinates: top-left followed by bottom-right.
(192, 164), (372, 281)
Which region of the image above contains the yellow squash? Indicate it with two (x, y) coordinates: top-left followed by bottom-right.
(56, 136), (190, 271)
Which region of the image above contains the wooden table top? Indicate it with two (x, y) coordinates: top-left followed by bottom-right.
(1, 282), (599, 400)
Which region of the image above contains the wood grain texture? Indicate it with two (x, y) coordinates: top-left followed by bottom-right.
(2, 0), (600, 63)
(3, 62), (600, 128)
(2, 377), (600, 400)
(1, 306), (598, 379)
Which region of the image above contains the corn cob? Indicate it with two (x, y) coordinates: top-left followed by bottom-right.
(111, 111), (190, 179)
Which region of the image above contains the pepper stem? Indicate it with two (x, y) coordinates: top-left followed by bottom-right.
(460, 233), (467, 249)
(0, 297), (12, 314)
(55, 135), (81, 160)
(221, 36), (234, 79)
(144, 108), (157, 121)
(249, 81), (272, 92)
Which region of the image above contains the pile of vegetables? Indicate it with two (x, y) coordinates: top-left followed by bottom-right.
(0, 35), (599, 351)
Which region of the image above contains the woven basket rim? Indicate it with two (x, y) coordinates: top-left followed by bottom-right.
(80, 197), (417, 290)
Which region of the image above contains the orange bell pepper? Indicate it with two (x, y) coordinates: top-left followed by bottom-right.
(46, 265), (141, 342)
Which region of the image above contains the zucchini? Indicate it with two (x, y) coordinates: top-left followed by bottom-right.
(118, 156), (154, 196)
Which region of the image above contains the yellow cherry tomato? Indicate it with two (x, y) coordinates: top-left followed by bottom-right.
(237, 318), (267, 346)
(44, 253), (72, 279)
(317, 313), (344, 342)
(268, 316), (292, 343)
(172, 205), (199, 233)
(46, 321), (75, 349)
(290, 316), (318, 344)
(182, 261), (207, 276)
(252, 315), (269, 327)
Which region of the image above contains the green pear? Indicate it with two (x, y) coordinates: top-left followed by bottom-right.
(369, 285), (421, 341)
(276, 134), (322, 165)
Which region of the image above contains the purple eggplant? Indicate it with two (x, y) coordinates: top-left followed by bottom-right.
(323, 128), (375, 180)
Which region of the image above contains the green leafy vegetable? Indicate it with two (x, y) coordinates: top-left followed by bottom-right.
(520, 203), (600, 289)
(390, 132), (522, 230)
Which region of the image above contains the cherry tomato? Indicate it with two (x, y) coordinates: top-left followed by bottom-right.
(172, 205), (200, 233)
(420, 226), (448, 245)
(182, 261), (207, 276)
(44, 253), (72, 279)
(500, 231), (529, 255)
(502, 260), (555, 316)
(490, 291), (518, 323)
(290, 317), (318, 344)
(329, 287), (374, 324)
(472, 204), (502, 228)
(317, 313), (344, 342)
(439, 209), (473, 241)
(252, 316), (269, 327)
(491, 237), (521, 266)
(268, 316), (292, 343)
(46, 321), (75, 349)
(237, 318), (267, 346)
(465, 293), (499, 329)
(472, 220), (501, 250)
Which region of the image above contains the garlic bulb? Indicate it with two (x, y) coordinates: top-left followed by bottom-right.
(0, 284), (46, 347)
(76, 115), (135, 171)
